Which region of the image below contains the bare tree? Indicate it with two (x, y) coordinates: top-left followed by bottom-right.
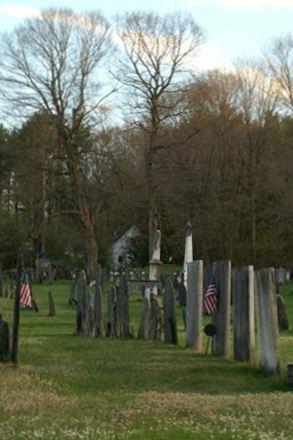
(234, 61), (279, 263)
(115, 11), (204, 262)
(265, 34), (293, 113)
(0, 8), (112, 275)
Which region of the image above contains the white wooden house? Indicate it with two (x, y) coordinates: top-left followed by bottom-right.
(112, 225), (141, 268)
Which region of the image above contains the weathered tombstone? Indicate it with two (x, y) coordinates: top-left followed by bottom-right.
(148, 294), (162, 341)
(183, 222), (193, 287)
(212, 260), (231, 358)
(277, 294), (289, 331)
(186, 260), (203, 351)
(107, 285), (118, 337)
(0, 314), (10, 362)
(163, 277), (178, 345)
(255, 268), (280, 375)
(138, 287), (151, 340)
(93, 274), (104, 337)
(117, 274), (132, 338)
(232, 266), (255, 363)
(48, 291), (56, 316)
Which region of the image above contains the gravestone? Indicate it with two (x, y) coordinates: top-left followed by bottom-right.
(277, 294), (289, 331)
(255, 268), (280, 375)
(275, 267), (286, 288)
(48, 291), (56, 316)
(232, 266), (255, 363)
(163, 277), (178, 345)
(117, 274), (132, 337)
(107, 285), (118, 337)
(93, 274), (104, 336)
(138, 287), (151, 340)
(148, 294), (162, 341)
(75, 271), (87, 335)
(212, 260), (231, 358)
(0, 315), (10, 362)
(186, 260), (203, 351)
(176, 275), (187, 330)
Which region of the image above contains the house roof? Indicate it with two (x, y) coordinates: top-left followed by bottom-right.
(112, 224), (140, 242)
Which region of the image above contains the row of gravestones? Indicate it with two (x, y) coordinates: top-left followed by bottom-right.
(186, 260), (288, 376)
(69, 270), (177, 342)
(70, 261), (291, 377)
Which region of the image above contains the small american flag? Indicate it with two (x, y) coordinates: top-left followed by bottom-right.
(20, 273), (32, 308)
(204, 280), (217, 315)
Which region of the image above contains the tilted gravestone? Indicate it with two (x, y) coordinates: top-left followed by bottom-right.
(212, 260), (231, 358)
(232, 266), (255, 363)
(163, 277), (178, 345)
(255, 268), (280, 375)
(186, 260), (203, 351)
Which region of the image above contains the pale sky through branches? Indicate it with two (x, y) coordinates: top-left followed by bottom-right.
(0, 0), (292, 72)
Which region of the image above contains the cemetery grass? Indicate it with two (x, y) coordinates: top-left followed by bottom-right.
(0, 281), (293, 439)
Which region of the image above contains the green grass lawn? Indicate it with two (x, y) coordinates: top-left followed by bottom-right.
(0, 278), (292, 439)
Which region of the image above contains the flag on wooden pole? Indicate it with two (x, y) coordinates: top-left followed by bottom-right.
(204, 280), (217, 315)
(20, 273), (32, 308)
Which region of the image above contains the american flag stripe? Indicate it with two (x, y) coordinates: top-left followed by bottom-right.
(204, 282), (217, 315)
(20, 277), (32, 308)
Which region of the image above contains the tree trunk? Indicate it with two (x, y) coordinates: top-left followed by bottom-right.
(63, 137), (99, 276)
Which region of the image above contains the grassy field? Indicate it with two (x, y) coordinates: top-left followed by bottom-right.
(0, 278), (292, 440)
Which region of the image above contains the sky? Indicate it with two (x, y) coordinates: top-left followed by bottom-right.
(0, 0), (292, 71)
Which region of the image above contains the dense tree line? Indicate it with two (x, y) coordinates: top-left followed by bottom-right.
(0, 8), (292, 271)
